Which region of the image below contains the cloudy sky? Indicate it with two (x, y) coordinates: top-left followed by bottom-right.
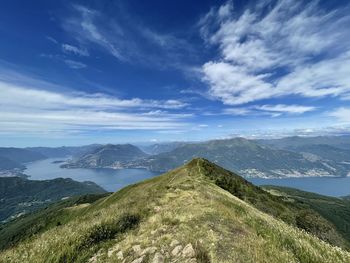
(1, 0), (350, 146)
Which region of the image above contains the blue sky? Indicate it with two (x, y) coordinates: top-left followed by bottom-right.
(1, 0), (350, 147)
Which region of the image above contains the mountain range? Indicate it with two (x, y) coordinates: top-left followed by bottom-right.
(1, 159), (349, 262)
(1, 136), (350, 179)
(123, 138), (350, 177)
(139, 142), (188, 155)
(27, 144), (102, 158)
(259, 135), (350, 151)
(0, 145), (101, 175)
(0, 148), (47, 177)
(0, 147), (46, 164)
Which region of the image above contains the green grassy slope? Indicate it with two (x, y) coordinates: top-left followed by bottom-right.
(263, 185), (350, 246)
(0, 159), (349, 263)
(0, 193), (111, 251)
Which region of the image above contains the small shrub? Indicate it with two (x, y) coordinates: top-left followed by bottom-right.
(116, 214), (140, 232)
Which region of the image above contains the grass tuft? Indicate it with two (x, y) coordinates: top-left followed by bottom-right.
(194, 242), (211, 263)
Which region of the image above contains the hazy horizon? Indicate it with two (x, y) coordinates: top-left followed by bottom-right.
(2, 132), (350, 148)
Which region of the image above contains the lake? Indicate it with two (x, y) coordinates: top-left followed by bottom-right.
(25, 158), (350, 197)
(25, 158), (159, 192)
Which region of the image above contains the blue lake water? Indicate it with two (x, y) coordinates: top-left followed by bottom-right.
(25, 158), (350, 197)
(25, 158), (159, 192)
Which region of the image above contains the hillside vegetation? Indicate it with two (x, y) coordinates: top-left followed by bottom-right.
(0, 159), (349, 263)
(0, 177), (106, 223)
(263, 185), (350, 246)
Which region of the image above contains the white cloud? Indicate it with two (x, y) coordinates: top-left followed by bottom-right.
(218, 1), (233, 19)
(200, 0), (350, 106)
(254, 104), (316, 114)
(64, 60), (87, 69)
(62, 44), (89, 56)
(329, 108), (350, 123)
(203, 61), (273, 105)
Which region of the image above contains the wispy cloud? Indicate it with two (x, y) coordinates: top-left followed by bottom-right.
(0, 82), (188, 111)
(223, 107), (252, 116)
(199, 0), (350, 105)
(64, 59), (87, 69)
(46, 36), (58, 44)
(61, 4), (196, 68)
(254, 104), (316, 114)
(62, 44), (89, 57)
(40, 53), (87, 70)
(0, 70), (191, 135)
(41, 42), (89, 69)
(68, 5), (125, 60)
(223, 104), (316, 117)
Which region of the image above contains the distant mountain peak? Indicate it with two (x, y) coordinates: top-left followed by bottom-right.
(61, 143), (148, 169)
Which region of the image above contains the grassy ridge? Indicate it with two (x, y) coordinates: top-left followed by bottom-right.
(263, 185), (350, 246)
(0, 159), (349, 262)
(195, 159), (349, 249)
